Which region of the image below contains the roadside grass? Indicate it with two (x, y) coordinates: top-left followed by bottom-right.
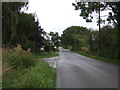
(75, 51), (119, 66)
(2, 48), (57, 88)
(3, 60), (56, 88)
(34, 51), (59, 58)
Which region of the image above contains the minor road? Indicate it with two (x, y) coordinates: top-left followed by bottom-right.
(56, 47), (118, 88)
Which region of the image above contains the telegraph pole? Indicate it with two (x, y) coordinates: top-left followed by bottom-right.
(98, 2), (101, 56)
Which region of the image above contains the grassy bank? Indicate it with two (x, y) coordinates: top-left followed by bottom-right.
(3, 61), (56, 88)
(75, 51), (119, 66)
(2, 48), (58, 88)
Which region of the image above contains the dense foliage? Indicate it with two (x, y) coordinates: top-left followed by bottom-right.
(72, 1), (120, 60)
(72, 2), (119, 24)
(2, 2), (58, 88)
(2, 2), (60, 52)
(7, 45), (37, 69)
(61, 25), (118, 60)
(44, 32), (60, 52)
(3, 47), (56, 88)
(61, 26), (90, 51)
(2, 2), (45, 52)
(89, 26), (118, 59)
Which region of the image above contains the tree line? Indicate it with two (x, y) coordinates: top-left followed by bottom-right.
(2, 2), (60, 52)
(2, 2), (120, 61)
(61, 2), (120, 60)
(61, 25), (118, 60)
(71, 2), (120, 61)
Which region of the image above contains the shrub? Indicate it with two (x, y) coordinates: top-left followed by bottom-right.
(44, 44), (53, 52)
(3, 44), (56, 88)
(7, 51), (37, 69)
(3, 60), (56, 88)
(7, 45), (37, 69)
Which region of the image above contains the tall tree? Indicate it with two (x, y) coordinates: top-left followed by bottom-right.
(2, 2), (45, 52)
(61, 26), (90, 51)
(34, 20), (44, 52)
(72, 2), (120, 59)
(49, 32), (59, 48)
(89, 25), (118, 59)
(2, 2), (28, 45)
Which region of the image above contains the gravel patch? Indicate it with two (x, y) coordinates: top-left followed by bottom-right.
(43, 56), (59, 68)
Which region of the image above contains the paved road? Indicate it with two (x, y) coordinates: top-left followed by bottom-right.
(56, 47), (118, 88)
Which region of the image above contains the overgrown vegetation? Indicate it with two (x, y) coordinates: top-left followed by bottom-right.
(2, 45), (56, 88)
(6, 45), (37, 69)
(61, 25), (118, 65)
(71, 1), (120, 64)
(72, 2), (120, 60)
(2, 2), (44, 52)
(2, 2), (60, 88)
(2, 2), (60, 53)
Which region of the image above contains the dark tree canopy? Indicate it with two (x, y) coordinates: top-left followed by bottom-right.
(2, 2), (45, 52)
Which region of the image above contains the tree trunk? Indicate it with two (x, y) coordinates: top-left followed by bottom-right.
(98, 2), (101, 56)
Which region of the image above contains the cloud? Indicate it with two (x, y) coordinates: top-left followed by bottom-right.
(26, 0), (103, 35)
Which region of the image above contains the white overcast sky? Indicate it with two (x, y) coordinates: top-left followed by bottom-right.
(25, 0), (108, 35)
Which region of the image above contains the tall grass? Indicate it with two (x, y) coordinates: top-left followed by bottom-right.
(2, 45), (56, 88)
(7, 50), (37, 69)
(3, 61), (56, 88)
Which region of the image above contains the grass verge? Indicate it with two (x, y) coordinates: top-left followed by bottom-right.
(3, 48), (57, 88)
(75, 51), (119, 66)
(3, 60), (56, 88)
(34, 52), (59, 58)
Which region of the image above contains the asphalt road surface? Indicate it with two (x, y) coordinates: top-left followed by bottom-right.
(56, 47), (118, 88)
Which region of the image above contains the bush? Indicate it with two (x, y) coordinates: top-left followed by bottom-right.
(3, 60), (56, 88)
(6, 45), (37, 69)
(22, 40), (36, 52)
(44, 44), (53, 52)
(21, 61), (56, 88)
(3, 44), (56, 88)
